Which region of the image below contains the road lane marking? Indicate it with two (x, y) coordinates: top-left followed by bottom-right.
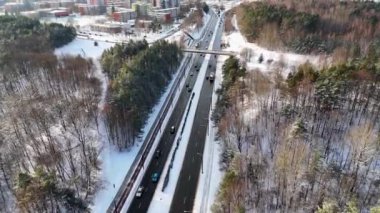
(184, 197), (187, 204)
(188, 175), (191, 181)
(138, 202), (142, 209)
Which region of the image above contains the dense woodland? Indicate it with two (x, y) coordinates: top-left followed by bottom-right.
(101, 40), (182, 149)
(234, 0), (380, 59)
(212, 2), (380, 211)
(0, 15), (99, 212)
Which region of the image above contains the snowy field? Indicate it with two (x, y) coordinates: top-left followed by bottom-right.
(55, 38), (114, 58)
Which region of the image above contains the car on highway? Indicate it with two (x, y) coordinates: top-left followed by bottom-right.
(209, 72), (215, 82)
(187, 87), (192, 92)
(186, 82), (190, 88)
(170, 126), (176, 134)
(190, 72), (194, 76)
(151, 172), (160, 183)
(136, 186), (144, 198)
(155, 149), (161, 159)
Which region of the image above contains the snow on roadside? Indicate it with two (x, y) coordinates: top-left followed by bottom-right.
(193, 53), (227, 213)
(148, 46), (212, 213)
(147, 12), (216, 213)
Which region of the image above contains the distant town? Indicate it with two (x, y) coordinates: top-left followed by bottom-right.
(1, 0), (185, 35)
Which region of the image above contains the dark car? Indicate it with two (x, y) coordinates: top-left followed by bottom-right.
(151, 172), (160, 183)
(155, 149), (161, 159)
(186, 82), (190, 88)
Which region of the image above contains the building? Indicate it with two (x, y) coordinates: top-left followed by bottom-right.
(153, 7), (178, 18)
(112, 9), (136, 22)
(4, 2), (25, 13)
(87, 0), (105, 6)
(49, 9), (69, 17)
(90, 23), (122, 33)
(137, 19), (152, 28)
(132, 1), (150, 16)
(76, 3), (105, 15)
(157, 12), (170, 22)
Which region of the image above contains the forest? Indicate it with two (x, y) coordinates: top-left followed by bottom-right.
(212, 52), (380, 213)
(0, 15), (101, 212)
(234, 0), (380, 58)
(101, 40), (182, 149)
(212, 1), (380, 212)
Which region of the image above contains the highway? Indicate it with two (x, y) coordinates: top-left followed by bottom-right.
(126, 11), (220, 213)
(169, 12), (225, 213)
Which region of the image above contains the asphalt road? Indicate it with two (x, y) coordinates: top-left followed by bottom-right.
(169, 13), (225, 213)
(127, 12), (220, 213)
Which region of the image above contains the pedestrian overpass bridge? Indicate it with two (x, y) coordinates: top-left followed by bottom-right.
(182, 48), (237, 56)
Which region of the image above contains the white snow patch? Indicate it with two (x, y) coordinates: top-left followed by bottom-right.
(55, 38), (114, 58)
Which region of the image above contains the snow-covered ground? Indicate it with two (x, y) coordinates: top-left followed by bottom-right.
(55, 38), (114, 58)
(223, 15), (326, 76)
(41, 14), (108, 29)
(42, 14), (180, 44)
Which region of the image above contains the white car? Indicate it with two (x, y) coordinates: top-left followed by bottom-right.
(136, 186), (144, 198)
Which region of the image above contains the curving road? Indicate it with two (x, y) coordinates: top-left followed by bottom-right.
(126, 11), (220, 213)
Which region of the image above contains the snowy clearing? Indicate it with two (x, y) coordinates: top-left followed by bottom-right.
(223, 15), (327, 76)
